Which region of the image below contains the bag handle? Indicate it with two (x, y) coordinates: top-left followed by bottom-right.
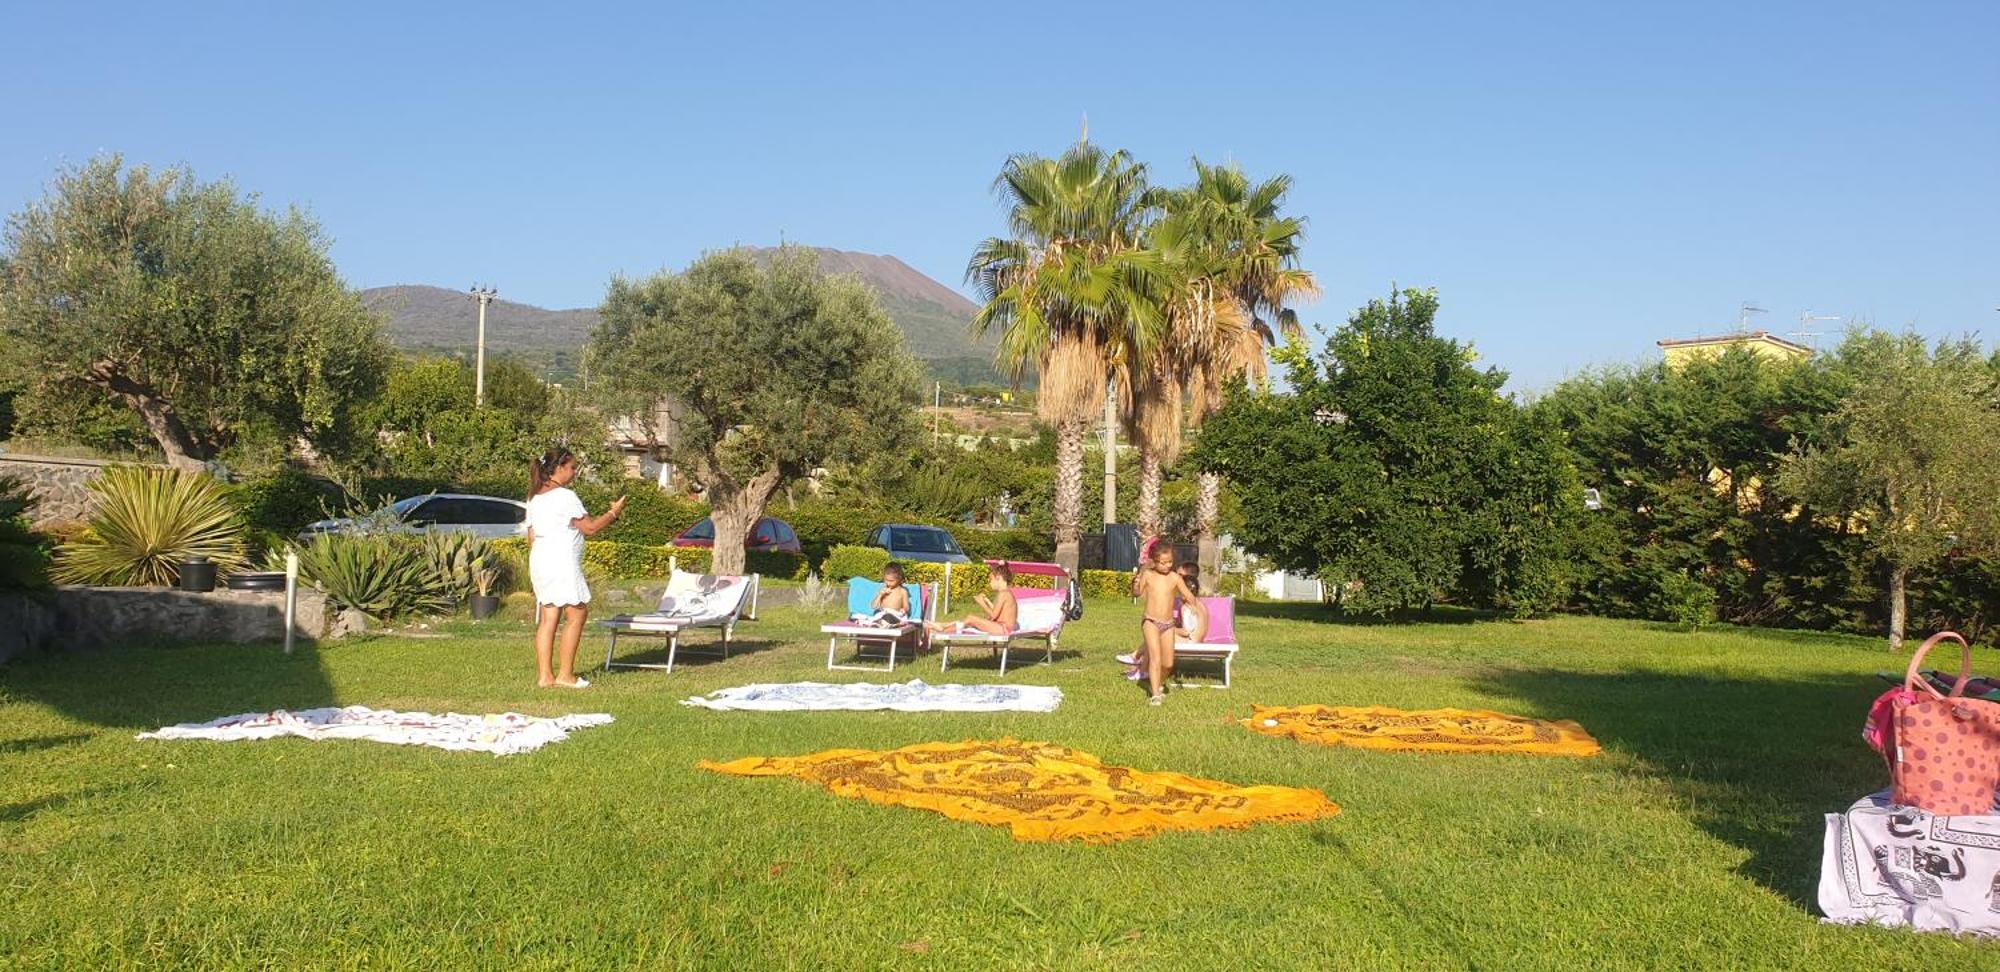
(1905, 631), (1972, 701)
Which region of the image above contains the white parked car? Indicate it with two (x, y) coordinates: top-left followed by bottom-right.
(301, 493), (527, 540)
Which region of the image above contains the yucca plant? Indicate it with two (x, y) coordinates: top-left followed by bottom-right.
(54, 466), (248, 587)
(294, 533), (452, 621)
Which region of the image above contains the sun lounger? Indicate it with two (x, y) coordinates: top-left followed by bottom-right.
(1172, 595), (1239, 688)
(822, 579), (936, 671)
(933, 561), (1073, 675)
(601, 569), (758, 674)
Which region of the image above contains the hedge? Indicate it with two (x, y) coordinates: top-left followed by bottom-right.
(491, 537), (804, 585)
(573, 481), (706, 546)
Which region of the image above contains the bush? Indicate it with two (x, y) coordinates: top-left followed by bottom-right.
(295, 533), (452, 621)
(54, 466), (248, 586)
(1078, 569), (1131, 600)
(0, 476), (51, 591)
(822, 544), (891, 583)
(1648, 570), (1719, 631)
(574, 481), (706, 545)
(956, 528), (1051, 563)
(237, 466), (345, 534)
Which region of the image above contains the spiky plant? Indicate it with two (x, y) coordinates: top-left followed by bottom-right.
(0, 476), (52, 590)
(53, 466), (248, 586)
(294, 533), (452, 621)
(419, 531), (494, 603)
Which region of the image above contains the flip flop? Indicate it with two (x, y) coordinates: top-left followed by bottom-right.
(1123, 667), (1145, 681)
(1114, 652), (1139, 665)
(553, 677), (591, 689)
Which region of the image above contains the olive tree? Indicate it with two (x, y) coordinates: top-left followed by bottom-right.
(0, 156), (389, 470)
(592, 247), (922, 575)
(1780, 331), (2000, 649)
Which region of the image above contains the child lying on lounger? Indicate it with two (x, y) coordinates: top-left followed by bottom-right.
(926, 562), (1018, 635)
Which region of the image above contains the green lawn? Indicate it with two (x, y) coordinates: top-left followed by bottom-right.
(3, 599), (1994, 969)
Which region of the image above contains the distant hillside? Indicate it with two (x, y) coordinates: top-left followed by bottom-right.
(362, 246), (1001, 384)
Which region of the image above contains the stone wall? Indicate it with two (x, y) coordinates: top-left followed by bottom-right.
(0, 453), (124, 527)
(0, 585), (349, 664)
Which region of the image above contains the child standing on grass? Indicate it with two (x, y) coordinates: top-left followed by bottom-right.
(524, 447), (624, 689)
(1123, 541), (1204, 705)
(927, 562), (1017, 635)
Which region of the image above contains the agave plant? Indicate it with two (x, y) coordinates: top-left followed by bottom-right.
(294, 533), (452, 621)
(54, 466), (248, 587)
(419, 531), (495, 603)
(473, 564), (501, 598)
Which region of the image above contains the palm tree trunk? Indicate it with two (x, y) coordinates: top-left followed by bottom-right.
(1196, 471), (1222, 594)
(1051, 415), (1088, 576)
(1888, 563), (1909, 651)
(1136, 451), (1163, 540)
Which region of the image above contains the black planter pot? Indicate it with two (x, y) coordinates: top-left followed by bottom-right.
(225, 571), (287, 592)
(178, 558), (217, 593)
(470, 594), (502, 620)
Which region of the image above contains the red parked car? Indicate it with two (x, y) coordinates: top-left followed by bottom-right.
(669, 516), (803, 554)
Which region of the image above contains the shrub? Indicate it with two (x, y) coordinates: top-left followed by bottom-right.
(574, 481), (705, 545)
(1648, 570), (1719, 631)
(295, 533), (452, 621)
(0, 476), (51, 590)
(956, 528), (1051, 563)
(822, 544), (890, 583)
(54, 466), (248, 586)
(238, 466), (346, 534)
(1078, 569), (1131, 600)
(903, 561), (987, 601)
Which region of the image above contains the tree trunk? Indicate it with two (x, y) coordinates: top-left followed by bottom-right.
(703, 465), (782, 577)
(86, 362), (212, 472)
(1888, 563), (1909, 651)
(1135, 450), (1163, 540)
(1195, 470), (1222, 594)
(1051, 415), (1088, 576)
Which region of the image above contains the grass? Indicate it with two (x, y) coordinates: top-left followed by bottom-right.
(2, 600), (1995, 970)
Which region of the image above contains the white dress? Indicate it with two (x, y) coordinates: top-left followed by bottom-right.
(526, 487), (590, 606)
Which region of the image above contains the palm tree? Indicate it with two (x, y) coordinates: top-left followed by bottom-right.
(1156, 160), (1319, 586)
(967, 143), (1165, 574)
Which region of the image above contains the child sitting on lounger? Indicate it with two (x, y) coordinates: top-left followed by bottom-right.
(927, 562), (1017, 635)
(858, 562), (913, 624)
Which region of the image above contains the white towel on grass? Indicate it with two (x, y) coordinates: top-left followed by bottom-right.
(681, 679), (1061, 713)
(138, 706), (613, 756)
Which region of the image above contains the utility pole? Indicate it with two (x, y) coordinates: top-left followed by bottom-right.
(1102, 376), (1117, 524)
(469, 285), (498, 406)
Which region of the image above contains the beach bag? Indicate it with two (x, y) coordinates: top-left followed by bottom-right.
(1890, 632), (2000, 816)
(1062, 576), (1084, 622)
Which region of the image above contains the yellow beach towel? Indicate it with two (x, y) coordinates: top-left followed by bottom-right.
(699, 738), (1341, 843)
(1244, 704), (1602, 758)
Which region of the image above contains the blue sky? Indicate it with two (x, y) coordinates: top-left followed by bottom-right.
(6, 1), (1995, 390)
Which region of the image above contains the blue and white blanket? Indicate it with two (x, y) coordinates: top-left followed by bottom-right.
(680, 679), (1062, 713)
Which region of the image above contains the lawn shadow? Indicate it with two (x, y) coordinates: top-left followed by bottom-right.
(0, 640), (339, 731)
(1237, 601), (1495, 626)
(1, 783), (135, 824)
(936, 647), (1082, 674)
(597, 636), (784, 672)
(0, 733), (93, 755)
(1473, 665), (1882, 907)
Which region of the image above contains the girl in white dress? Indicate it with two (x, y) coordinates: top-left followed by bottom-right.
(525, 447), (625, 688)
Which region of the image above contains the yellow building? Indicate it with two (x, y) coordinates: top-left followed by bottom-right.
(1656, 330), (1812, 368)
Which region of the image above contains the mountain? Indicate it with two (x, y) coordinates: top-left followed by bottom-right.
(361, 247), (999, 384)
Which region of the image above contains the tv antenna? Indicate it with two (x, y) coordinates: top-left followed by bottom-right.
(1792, 311), (1839, 350)
(1736, 302), (1767, 331)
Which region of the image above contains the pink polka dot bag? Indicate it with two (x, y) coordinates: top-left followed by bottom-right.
(1890, 632), (2000, 816)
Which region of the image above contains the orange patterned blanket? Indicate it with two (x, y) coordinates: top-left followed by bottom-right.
(699, 738), (1341, 843)
(1243, 704), (1602, 757)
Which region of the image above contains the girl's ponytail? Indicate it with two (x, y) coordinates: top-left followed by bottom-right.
(530, 447), (575, 495)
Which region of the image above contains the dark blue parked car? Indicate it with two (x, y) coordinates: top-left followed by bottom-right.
(866, 523), (972, 564)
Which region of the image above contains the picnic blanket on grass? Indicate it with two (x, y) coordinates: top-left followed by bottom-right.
(1243, 704), (1601, 757)
(1820, 790), (2000, 936)
(138, 706), (613, 756)
(699, 739), (1339, 843)
(681, 680), (1062, 713)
